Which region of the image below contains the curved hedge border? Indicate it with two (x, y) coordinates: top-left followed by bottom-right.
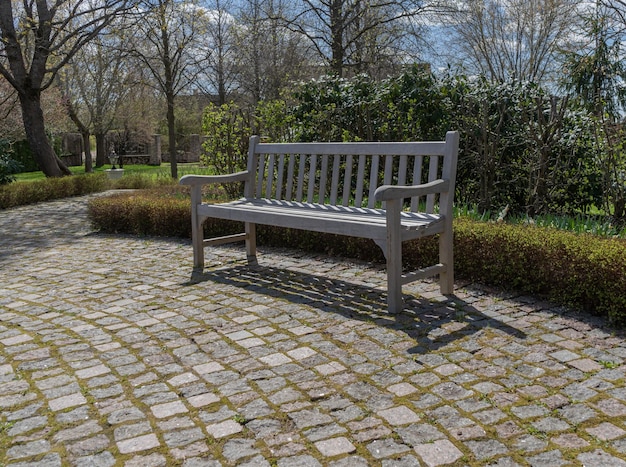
(1, 173), (111, 209)
(0, 172), (180, 210)
(87, 191), (626, 326)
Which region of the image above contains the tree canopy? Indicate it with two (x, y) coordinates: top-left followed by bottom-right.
(0, 0), (135, 176)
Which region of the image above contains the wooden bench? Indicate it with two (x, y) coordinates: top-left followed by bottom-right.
(180, 131), (460, 313)
(119, 154), (151, 166)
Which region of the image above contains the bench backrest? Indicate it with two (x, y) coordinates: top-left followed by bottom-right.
(245, 131), (459, 214)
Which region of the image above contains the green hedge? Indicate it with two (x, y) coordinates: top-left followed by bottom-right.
(87, 191), (626, 326)
(453, 219), (626, 323)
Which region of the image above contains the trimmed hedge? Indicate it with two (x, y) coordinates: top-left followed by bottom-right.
(0, 173), (111, 209)
(453, 219), (626, 324)
(87, 190), (626, 326)
(0, 172), (183, 210)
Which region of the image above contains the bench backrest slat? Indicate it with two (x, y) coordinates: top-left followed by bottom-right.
(307, 154), (317, 203)
(256, 152), (266, 198)
(382, 155), (394, 210)
(296, 155), (306, 202)
(426, 155), (439, 213)
(248, 133), (458, 215)
(397, 155), (408, 186)
(266, 154), (276, 199)
(319, 154), (329, 204)
(355, 155), (367, 207)
(410, 155), (424, 212)
(367, 155), (380, 209)
(342, 154), (353, 207)
(285, 154), (295, 200)
(330, 155), (341, 205)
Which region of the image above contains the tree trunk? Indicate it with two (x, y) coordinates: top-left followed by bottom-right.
(82, 132), (93, 173)
(167, 90), (178, 179)
(95, 133), (107, 167)
(330, 0), (344, 77)
(19, 92), (71, 177)
(65, 95), (93, 173)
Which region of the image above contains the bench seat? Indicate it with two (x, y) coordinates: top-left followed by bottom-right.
(197, 198), (445, 241)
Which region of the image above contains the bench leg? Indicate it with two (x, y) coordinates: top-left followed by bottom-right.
(386, 200), (403, 313)
(245, 222), (257, 265)
(192, 225), (205, 269)
(439, 226), (454, 294)
(190, 186), (205, 269)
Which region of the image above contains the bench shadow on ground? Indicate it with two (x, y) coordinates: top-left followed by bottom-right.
(185, 263), (527, 355)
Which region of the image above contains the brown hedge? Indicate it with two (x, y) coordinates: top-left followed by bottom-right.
(1, 173), (111, 209)
(87, 190), (626, 326)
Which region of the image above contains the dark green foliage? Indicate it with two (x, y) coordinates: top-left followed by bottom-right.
(9, 140), (39, 173)
(0, 140), (21, 185)
(202, 68), (603, 218)
(441, 76), (601, 216)
(8, 137), (65, 173)
(289, 67), (447, 142)
(88, 188), (626, 326)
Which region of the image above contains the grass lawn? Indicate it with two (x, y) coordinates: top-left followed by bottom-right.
(14, 163), (213, 182)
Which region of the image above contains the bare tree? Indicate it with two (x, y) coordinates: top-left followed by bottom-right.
(445, 0), (577, 83)
(133, 0), (208, 178)
(235, 0), (312, 104)
(282, 0), (433, 77)
(600, 0), (626, 26)
(59, 30), (135, 171)
(198, 0), (240, 105)
(0, 77), (70, 143)
(0, 0), (133, 177)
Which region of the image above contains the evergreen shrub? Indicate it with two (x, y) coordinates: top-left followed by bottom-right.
(0, 139), (21, 185)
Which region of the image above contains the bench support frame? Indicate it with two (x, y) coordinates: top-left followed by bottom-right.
(181, 132), (459, 313)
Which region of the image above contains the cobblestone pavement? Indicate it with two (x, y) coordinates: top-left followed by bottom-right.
(2, 195), (626, 467)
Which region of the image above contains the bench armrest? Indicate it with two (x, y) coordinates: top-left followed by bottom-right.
(374, 179), (449, 202)
(179, 171), (251, 186)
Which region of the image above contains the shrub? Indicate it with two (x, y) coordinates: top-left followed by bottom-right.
(87, 191), (192, 237)
(454, 218), (626, 325)
(10, 140), (39, 173)
(88, 187), (626, 326)
(87, 185), (232, 237)
(0, 171), (186, 210)
(0, 140), (22, 185)
(207, 70), (603, 218)
(201, 102), (251, 198)
(0, 173), (110, 209)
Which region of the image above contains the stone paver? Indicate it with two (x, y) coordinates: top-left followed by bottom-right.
(1, 194), (626, 466)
